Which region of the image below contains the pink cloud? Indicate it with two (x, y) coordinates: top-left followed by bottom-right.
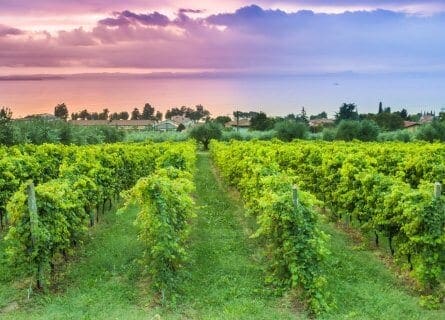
(0, 6), (445, 74)
(0, 24), (24, 37)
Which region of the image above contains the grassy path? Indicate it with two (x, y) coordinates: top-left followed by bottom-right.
(156, 152), (301, 319)
(320, 223), (445, 319)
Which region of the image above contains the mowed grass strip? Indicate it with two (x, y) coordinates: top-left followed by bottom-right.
(319, 221), (445, 320)
(155, 152), (302, 320)
(0, 204), (153, 320)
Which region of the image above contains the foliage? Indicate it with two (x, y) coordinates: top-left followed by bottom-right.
(166, 105), (210, 122)
(221, 129), (276, 141)
(416, 121), (445, 142)
(189, 122), (222, 149)
(250, 112), (275, 131)
(121, 168), (195, 296)
(335, 120), (380, 141)
(210, 140), (445, 304)
(274, 120), (308, 141)
(322, 128), (337, 141)
(54, 103), (68, 121)
(375, 111), (404, 131)
(379, 129), (413, 142)
(358, 119), (380, 141)
(0, 107), (14, 146)
(213, 116), (231, 125)
(310, 111), (328, 120)
(335, 103), (359, 123)
(335, 120), (361, 141)
(210, 141), (330, 315)
(2, 141), (196, 290)
(10, 119), (125, 145)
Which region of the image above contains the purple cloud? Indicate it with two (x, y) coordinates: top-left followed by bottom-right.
(57, 28), (96, 46)
(99, 10), (170, 27)
(0, 24), (24, 37)
(0, 6), (445, 74)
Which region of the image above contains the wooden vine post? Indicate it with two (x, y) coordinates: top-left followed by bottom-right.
(292, 185), (299, 208)
(27, 181), (44, 289)
(434, 182), (442, 199)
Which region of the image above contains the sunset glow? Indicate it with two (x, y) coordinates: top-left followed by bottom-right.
(1, 0), (445, 116)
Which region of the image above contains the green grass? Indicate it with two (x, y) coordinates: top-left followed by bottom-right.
(1, 152), (443, 319)
(320, 222), (444, 319)
(152, 152), (302, 319)
(0, 204), (151, 319)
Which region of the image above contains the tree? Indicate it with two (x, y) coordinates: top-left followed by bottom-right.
(111, 111), (130, 120)
(131, 108), (141, 120)
(250, 112), (274, 131)
(378, 102), (383, 114)
(189, 122), (222, 150)
(233, 111), (258, 119)
(142, 103), (155, 120)
(165, 106), (187, 119)
(54, 103), (68, 121)
(274, 120), (308, 141)
(357, 120), (380, 141)
(98, 108), (110, 120)
(298, 107), (308, 124)
(78, 109), (91, 120)
(120, 111), (129, 120)
(335, 120), (361, 141)
(416, 121), (445, 142)
(375, 112), (404, 131)
(214, 116), (231, 125)
(0, 107), (14, 146)
(399, 108), (408, 120)
(155, 111), (162, 121)
(335, 103), (359, 123)
(187, 105), (210, 123)
(177, 123), (186, 132)
(310, 111), (327, 120)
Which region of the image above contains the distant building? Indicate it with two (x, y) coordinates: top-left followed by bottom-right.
(419, 115), (434, 124)
(308, 118), (335, 128)
(153, 119), (179, 131)
(225, 118), (251, 132)
(403, 121), (420, 132)
(170, 115), (194, 128)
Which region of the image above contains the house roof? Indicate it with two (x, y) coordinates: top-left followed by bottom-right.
(308, 118), (334, 127)
(154, 120), (179, 128)
(225, 119), (251, 127)
(403, 121), (420, 128)
(170, 115), (192, 124)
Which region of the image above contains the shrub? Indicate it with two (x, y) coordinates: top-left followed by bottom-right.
(274, 120), (308, 141)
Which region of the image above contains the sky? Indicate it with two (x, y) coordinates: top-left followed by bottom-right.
(1, 1), (445, 117)
(1, 0), (445, 75)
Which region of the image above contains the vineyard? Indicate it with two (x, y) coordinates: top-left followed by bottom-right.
(0, 140), (444, 319)
(210, 140), (445, 310)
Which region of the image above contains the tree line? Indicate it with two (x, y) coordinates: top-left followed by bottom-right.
(56, 103), (211, 122)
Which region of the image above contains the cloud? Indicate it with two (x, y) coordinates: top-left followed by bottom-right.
(179, 8), (204, 14)
(0, 5), (445, 73)
(57, 27), (97, 46)
(0, 24), (24, 37)
(100, 10), (171, 27)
